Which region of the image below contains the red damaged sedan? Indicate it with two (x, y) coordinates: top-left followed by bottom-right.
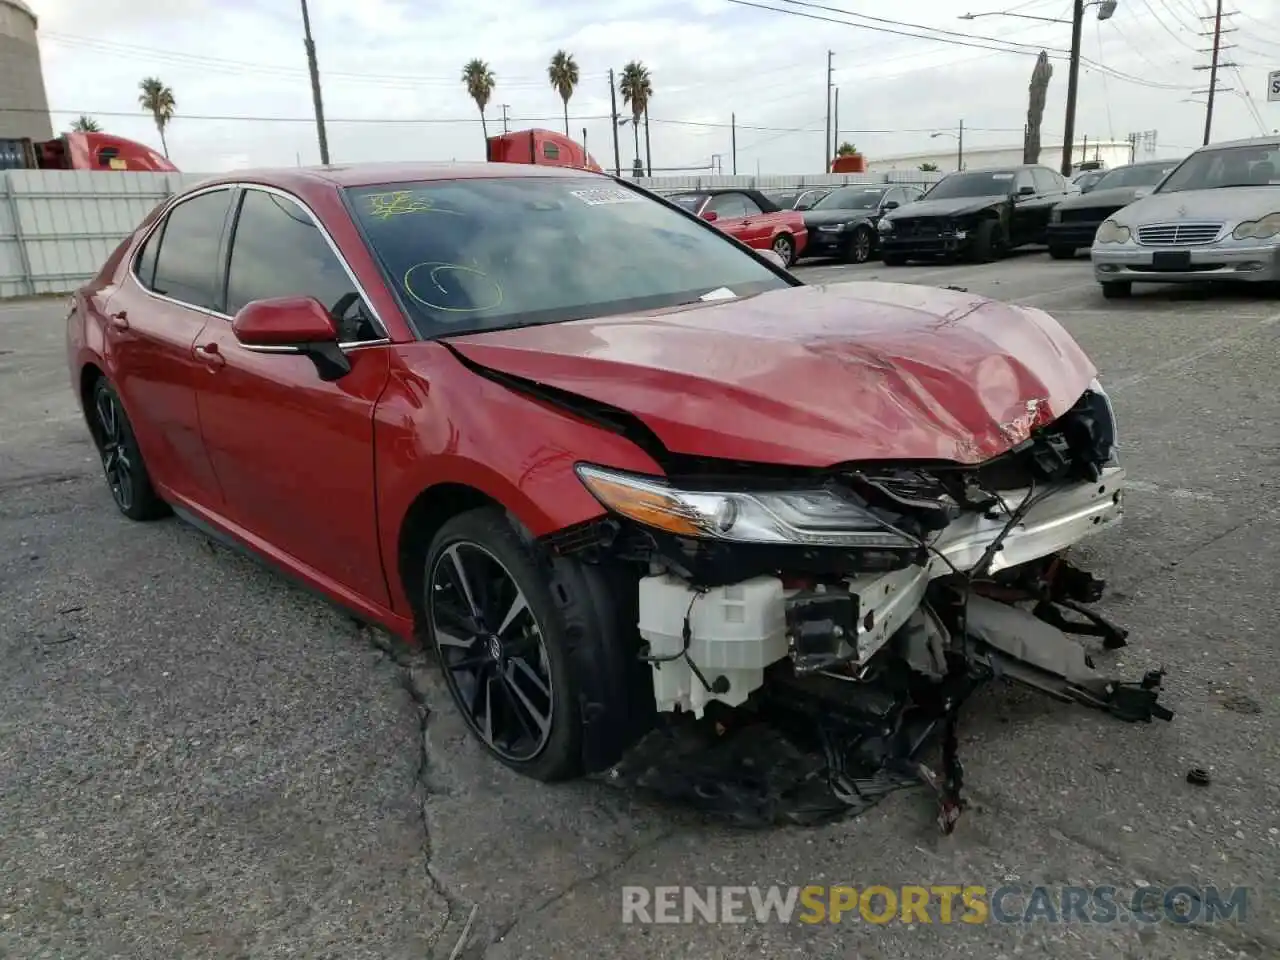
(67, 163), (1170, 824)
(665, 187), (808, 266)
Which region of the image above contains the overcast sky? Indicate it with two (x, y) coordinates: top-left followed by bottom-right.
(26, 0), (1280, 175)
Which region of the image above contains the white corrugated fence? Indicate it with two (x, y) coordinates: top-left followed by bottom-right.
(0, 168), (943, 299)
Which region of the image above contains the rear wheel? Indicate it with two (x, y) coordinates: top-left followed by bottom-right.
(771, 233), (796, 266)
(844, 226), (874, 264)
(89, 377), (168, 521)
(1100, 281), (1132, 300)
(1048, 245), (1076, 260)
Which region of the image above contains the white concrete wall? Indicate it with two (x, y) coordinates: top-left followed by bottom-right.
(868, 141), (1136, 174)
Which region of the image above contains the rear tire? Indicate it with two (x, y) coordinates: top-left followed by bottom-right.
(1100, 281), (1132, 300)
(1048, 245), (1076, 260)
(968, 220), (1005, 263)
(771, 233), (796, 266)
(89, 377), (168, 521)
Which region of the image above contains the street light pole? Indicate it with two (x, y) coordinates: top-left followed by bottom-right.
(299, 0), (329, 165)
(1061, 0), (1084, 177)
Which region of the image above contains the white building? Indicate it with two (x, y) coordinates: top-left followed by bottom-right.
(866, 139), (1138, 175)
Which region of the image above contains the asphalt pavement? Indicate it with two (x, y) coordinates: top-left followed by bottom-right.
(1, 253), (1278, 959)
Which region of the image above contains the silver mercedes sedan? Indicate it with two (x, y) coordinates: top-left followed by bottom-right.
(1090, 135), (1280, 298)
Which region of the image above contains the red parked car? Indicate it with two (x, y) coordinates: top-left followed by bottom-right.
(665, 187), (808, 265)
(67, 163), (1168, 807)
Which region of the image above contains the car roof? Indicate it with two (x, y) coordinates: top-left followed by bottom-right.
(1192, 134), (1280, 152)
(190, 162), (610, 192)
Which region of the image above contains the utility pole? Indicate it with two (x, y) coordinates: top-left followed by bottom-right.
(644, 107), (652, 176)
(500, 104), (510, 134)
(1060, 0), (1084, 176)
(833, 87), (840, 155)
(299, 0), (329, 165)
(824, 50), (833, 172)
(608, 70), (621, 176)
(957, 119), (964, 171)
(1196, 0), (1236, 145)
(731, 112), (737, 175)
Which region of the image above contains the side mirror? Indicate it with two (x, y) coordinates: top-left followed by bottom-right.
(232, 295), (351, 381)
(1017, 185), (1036, 196)
(883, 200), (900, 210)
(759, 248), (788, 270)
(701, 209), (719, 222)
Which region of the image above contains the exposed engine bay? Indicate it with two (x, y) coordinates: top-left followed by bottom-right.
(543, 382), (1173, 831)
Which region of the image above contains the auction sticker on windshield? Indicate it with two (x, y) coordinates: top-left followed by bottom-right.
(569, 188), (644, 205)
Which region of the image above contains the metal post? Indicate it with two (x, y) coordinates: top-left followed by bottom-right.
(501, 104), (510, 134)
(644, 107), (652, 177)
(731, 112), (737, 175)
(824, 50), (833, 172)
(609, 70), (622, 177)
(834, 87), (840, 156)
(299, 0), (330, 165)
(5, 179), (35, 296)
(958, 119), (964, 171)
(1203, 0), (1223, 144)
(1060, 0), (1084, 176)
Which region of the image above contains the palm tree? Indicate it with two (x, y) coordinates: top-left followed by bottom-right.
(462, 59), (496, 147)
(618, 60), (652, 174)
(70, 115), (101, 133)
(138, 77), (176, 158)
(547, 50), (579, 137)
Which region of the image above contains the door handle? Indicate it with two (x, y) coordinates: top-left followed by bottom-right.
(193, 342), (225, 369)
(108, 310), (129, 331)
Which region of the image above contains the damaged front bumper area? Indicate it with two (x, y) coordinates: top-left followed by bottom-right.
(558, 388), (1173, 829)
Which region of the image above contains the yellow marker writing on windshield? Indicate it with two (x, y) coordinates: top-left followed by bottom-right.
(366, 191), (462, 220)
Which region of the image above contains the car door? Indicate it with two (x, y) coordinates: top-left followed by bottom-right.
(1009, 170), (1043, 245)
(191, 185), (394, 606)
(105, 187), (235, 508)
(703, 192), (756, 244)
(1028, 167), (1068, 241)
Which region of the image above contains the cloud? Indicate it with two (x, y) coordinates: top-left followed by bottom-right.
(24, 0), (1280, 176)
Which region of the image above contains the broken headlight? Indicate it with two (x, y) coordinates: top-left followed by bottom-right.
(575, 464), (916, 548)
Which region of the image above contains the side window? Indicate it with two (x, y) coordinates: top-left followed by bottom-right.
(706, 193), (750, 219)
(150, 189), (234, 310)
(134, 226), (161, 289)
(225, 189), (379, 342)
(1032, 167), (1061, 194)
(882, 188), (902, 208)
(1014, 170), (1036, 195)
(738, 194), (764, 217)
(543, 142), (560, 160)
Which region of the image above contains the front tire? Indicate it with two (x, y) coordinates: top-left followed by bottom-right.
(771, 233), (796, 266)
(968, 220), (1005, 263)
(1100, 281), (1132, 300)
(89, 377), (168, 521)
(1048, 245), (1076, 260)
(843, 226), (874, 264)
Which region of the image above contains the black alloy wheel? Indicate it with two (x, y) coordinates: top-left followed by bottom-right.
(428, 535), (557, 765)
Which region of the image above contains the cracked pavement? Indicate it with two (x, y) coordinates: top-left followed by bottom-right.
(2, 254), (1278, 958)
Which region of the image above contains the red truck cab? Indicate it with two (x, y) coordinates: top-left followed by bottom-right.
(486, 128), (603, 173)
(0, 132), (178, 172)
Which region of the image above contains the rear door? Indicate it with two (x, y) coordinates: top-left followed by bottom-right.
(191, 185), (393, 605)
(104, 187), (235, 507)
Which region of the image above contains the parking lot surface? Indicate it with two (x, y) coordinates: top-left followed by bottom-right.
(2, 254), (1278, 959)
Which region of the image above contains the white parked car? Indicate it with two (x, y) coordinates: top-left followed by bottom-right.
(1090, 135), (1280, 298)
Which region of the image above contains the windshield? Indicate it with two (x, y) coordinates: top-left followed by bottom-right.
(667, 193), (705, 213)
(1156, 143), (1280, 193)
(347, 178), (790, 337)
(811, 187), (886, 210)
(765, 190), (800, 207)
(924, 171), (1017, 200)
(1093, 163), (1177, 190)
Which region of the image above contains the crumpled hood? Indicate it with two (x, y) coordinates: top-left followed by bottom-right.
(1055, 185), (1146, 211)
(1115, 186), (1280, 225)
(882, 195), (1005, 220)
(446, 282), (1098, 467)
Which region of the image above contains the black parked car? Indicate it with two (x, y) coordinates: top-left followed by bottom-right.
(799, 184), (925, 263)
(1045, 159), (1181, 259)
(877, 165), (1071, 264)
(763, 187), (830, 211)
